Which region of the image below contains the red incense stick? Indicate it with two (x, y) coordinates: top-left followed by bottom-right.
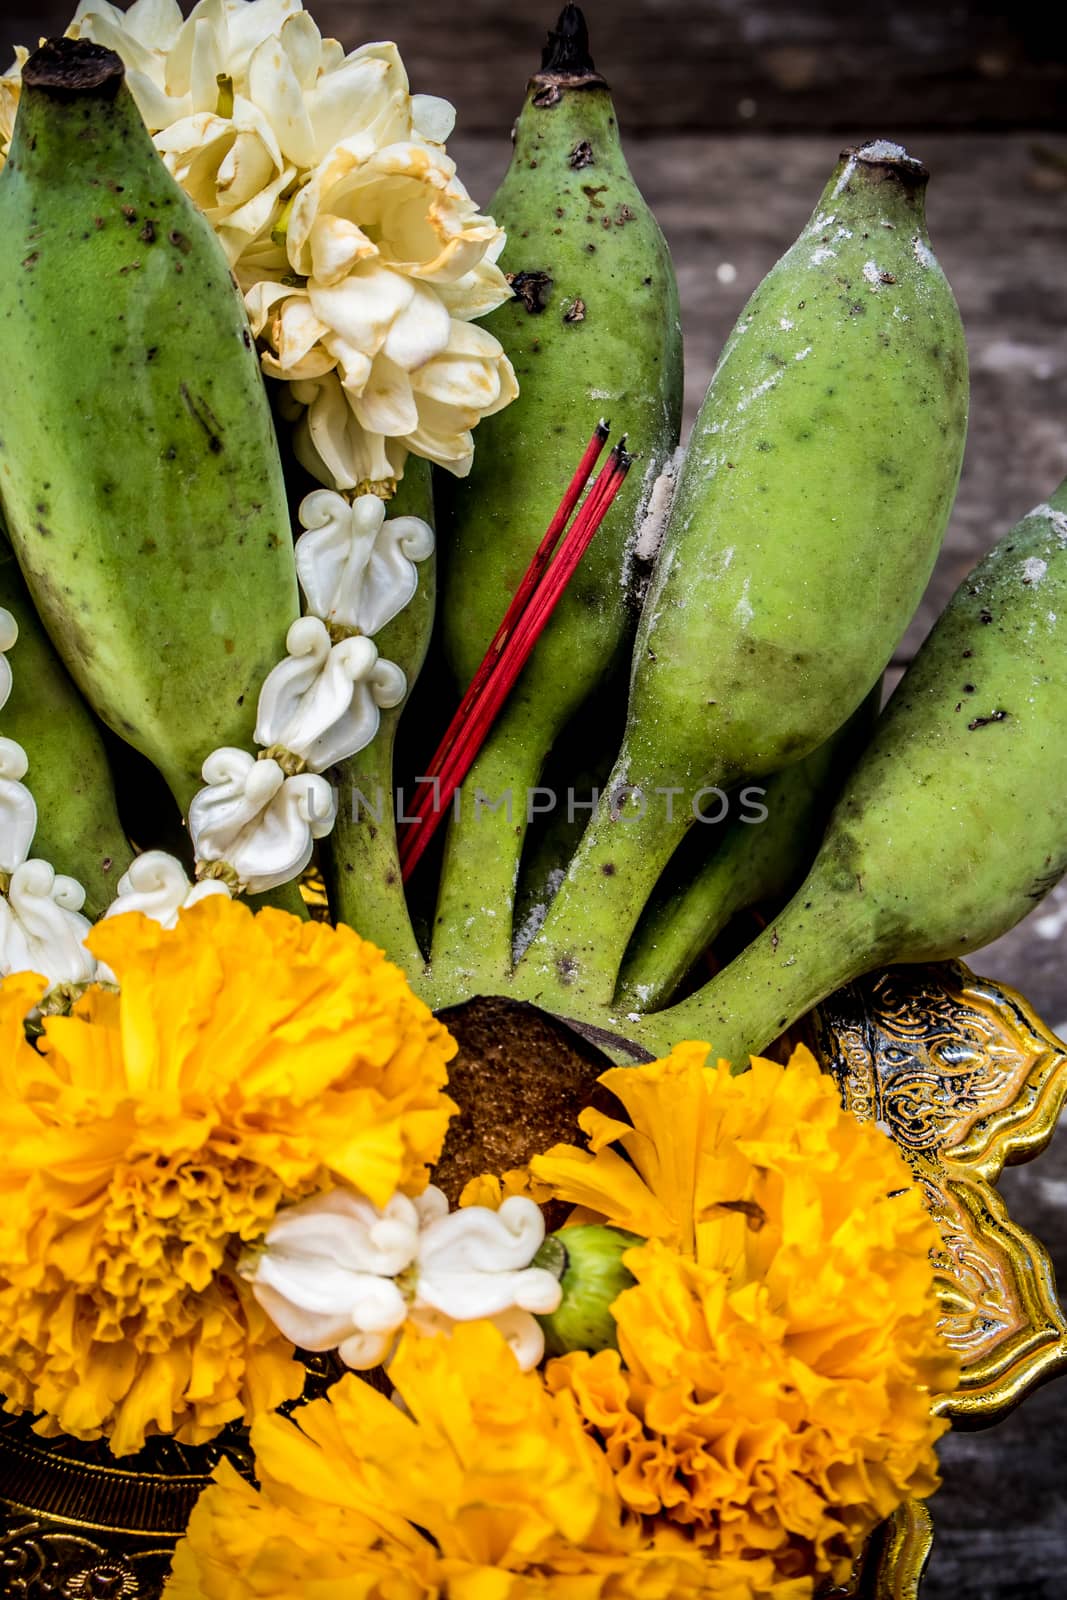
(399, 443), (626, 869)
(401, 441), (633, 881)
(401, 420), (610, 839)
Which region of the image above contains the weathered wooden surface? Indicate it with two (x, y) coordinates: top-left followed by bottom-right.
(3, 1), (1065, 132)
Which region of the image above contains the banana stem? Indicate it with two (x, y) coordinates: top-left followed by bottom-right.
(614, 846), (749, 1014)
(430, 705), (554, 999)
(248, 879), (309, 920)
(615, 688), (882, 1012)
(515, 762), (692, 1011)
(627, 873), (871, 1062)
(327, 713), (428, 987)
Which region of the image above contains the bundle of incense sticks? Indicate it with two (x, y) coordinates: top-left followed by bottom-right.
(400, 424), (634, 880)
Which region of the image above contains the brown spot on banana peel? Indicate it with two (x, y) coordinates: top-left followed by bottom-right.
(506, 269), (554, 313)
(179, 382), (225, 453)
(968, 709), (1008, 730)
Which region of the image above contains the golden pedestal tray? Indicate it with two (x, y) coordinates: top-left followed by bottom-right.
(2, 962), (1064, 1598)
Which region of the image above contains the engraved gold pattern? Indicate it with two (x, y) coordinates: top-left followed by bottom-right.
(1, 964), (1063, 1597)
(811, 961), (1067, 1425)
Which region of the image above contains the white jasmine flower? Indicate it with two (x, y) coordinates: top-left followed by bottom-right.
(0, 0), (518, 493)
(282, 332), (517, 492)
(0, 607), (18, 714)
(285, 371), (402, 494)
(295, 488), (433, 636)
(283, 138), (502, 287)
(187, 745), (337, 893)
(0, 860), (99, 990)
(434, 231), (513, 321)
(243, 1188), (421, 1369)
(0, 738), (38, 877)
(153, 99), (295, 263)
(103, 849), (231, 926)
(242, 1183), (563, 1373)
(253, 615), (407, 771)
(0, 738), (102, 990)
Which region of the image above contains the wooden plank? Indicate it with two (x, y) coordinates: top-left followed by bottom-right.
(2, 0), (1065, 133)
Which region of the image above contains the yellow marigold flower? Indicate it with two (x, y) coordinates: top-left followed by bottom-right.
(166, 1319), (789, 1599)
(532, 1044), (957, 1589)
(0, 898), (456, 1456)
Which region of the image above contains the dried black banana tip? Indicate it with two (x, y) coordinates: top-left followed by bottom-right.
(23, 37), (124, 98)
(541, 4), (597, 76)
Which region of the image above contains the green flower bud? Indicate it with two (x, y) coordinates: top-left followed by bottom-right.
(534, 1224), (643, 1358)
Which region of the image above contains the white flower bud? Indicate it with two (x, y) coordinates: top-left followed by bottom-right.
(240, 1188), (420, 1360)
(188, 747), (337, 893)
(0, 738), (37, 876)
(0, 605), (18, 713)
(0, 859), (97, 989)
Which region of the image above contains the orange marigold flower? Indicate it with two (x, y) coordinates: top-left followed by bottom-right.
(166, 1319), (803, 1599)
(0, 899), (456, 1455)
(533, 1044), (957, 1588)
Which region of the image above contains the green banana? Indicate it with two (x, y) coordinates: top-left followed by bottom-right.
(429, 3), (683, 999)
(0, 539), (134, 918)
(615, 685), (881, 1013)
(518, 138), (968, 1012)
(324, 463), (435, 982)
(633, 483), (1067, 1060)
(0, 40), (298, 817)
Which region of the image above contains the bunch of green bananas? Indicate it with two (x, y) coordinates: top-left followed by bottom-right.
(0, 15), (1063, 1071)
(412, 7), (1066, 1059)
